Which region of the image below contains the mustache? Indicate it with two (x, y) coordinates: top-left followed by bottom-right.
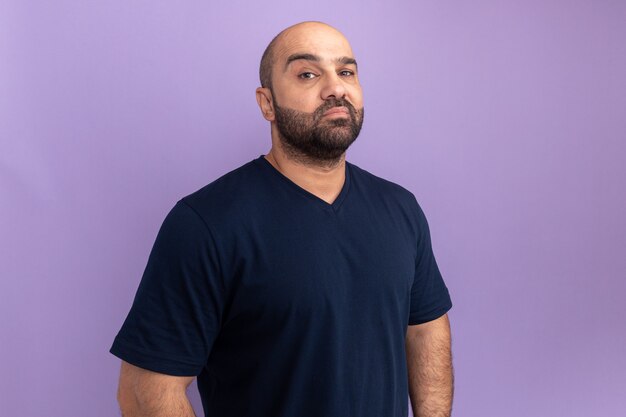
(313, 98), (358, 120)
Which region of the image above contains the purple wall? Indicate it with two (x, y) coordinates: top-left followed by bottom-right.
(1, 1), (624, 416)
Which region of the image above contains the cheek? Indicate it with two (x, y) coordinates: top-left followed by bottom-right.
(273, 81), (321, 111)
(279, 93), (320, 113)
(348, 85), (363, 108)
(294, 92), (323, 112)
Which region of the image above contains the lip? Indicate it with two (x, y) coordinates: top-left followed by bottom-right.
(323, 107), (350, 117)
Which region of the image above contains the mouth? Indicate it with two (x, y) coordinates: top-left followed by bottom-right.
(322, 107), (350, 117)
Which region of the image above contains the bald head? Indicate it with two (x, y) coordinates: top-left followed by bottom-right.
(259, 21), (353, 90)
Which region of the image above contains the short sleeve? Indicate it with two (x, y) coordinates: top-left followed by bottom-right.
(408, 199), (453, 325)
(109, 199), (225, 376)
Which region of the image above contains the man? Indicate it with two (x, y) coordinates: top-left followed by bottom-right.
(111, 21), (453, 417)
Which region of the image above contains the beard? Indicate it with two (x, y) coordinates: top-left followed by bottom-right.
(272, 96), (364, 165)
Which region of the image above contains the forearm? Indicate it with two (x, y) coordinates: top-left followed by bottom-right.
(406, 314), (454, 417)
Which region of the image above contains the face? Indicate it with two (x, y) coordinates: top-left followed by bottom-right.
(265, 23), (364, 163)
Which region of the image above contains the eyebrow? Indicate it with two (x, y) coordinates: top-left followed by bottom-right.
(284, 53), (358, 71)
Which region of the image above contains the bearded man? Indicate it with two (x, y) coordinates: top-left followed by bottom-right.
(111, 21), (454, 417)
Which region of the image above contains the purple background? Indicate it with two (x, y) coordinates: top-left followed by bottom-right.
(1, 1), (624, 416)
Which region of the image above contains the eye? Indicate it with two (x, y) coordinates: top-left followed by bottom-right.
(298, 72), (317, 80)
(339, 70), (355, 77)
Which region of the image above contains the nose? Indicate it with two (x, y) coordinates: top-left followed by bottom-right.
(320, 72), (347, 101)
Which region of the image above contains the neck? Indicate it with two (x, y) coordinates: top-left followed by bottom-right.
(264, 142), (346, 205)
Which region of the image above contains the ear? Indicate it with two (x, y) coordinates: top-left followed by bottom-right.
(256, 87), (275, 122)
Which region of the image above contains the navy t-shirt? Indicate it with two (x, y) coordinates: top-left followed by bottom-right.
(110, 154), (452, 417)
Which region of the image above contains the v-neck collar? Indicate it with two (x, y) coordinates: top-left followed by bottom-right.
(254, 154), (351, 213)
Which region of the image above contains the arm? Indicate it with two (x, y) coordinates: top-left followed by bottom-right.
(116, 361), (197, 417)
(406, 313), (454, 417)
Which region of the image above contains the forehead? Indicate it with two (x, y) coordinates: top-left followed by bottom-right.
(274, 25), (355, 66)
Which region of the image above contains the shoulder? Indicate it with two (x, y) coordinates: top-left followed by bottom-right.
(183, 159), (259, 203)
(347, 161), (432, 236)
(175, 158), (264, 222)
(347, 160), (420, 208)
